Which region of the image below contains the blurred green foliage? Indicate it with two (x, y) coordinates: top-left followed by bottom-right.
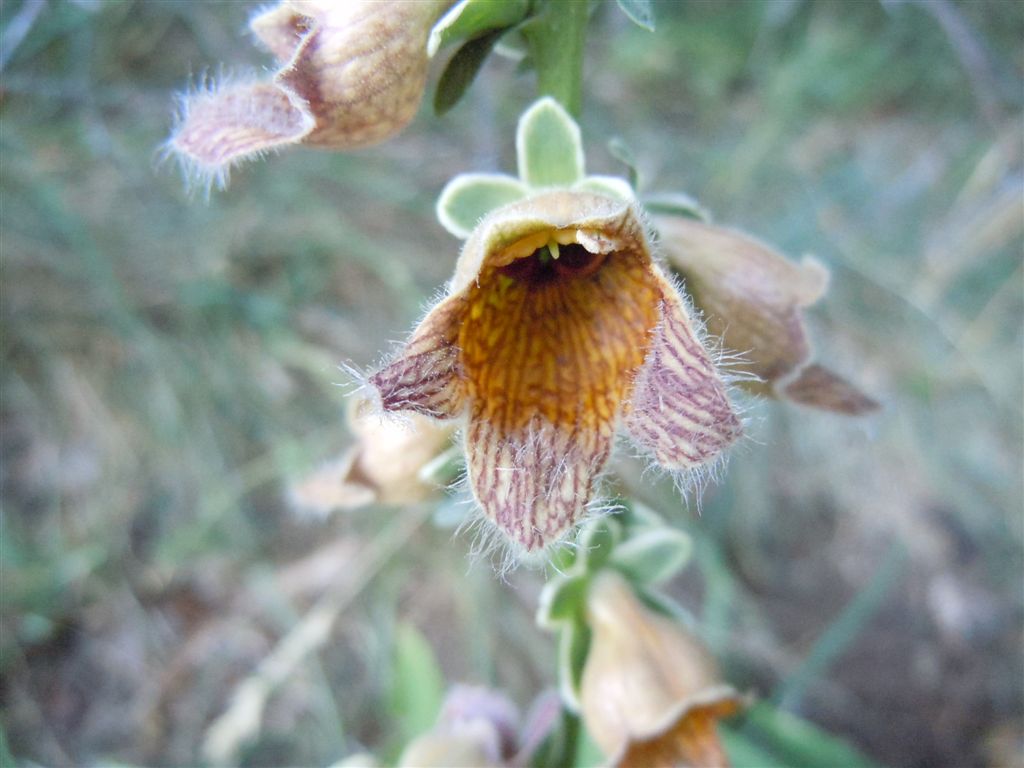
(1, 1), (1021, 767)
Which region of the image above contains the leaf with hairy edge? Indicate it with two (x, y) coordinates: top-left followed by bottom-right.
(428, 0), (530, 56)
(436, 173), (528, 239)
(434, 28), (507, 116)
(610, 527), (693, 585)
(516, 96), (585, 188)
(616, 0), (656, 31)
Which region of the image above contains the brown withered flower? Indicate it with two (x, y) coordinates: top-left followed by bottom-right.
(655, 215), (878, 415)
(167, 0), (452, 188)
(580, 571), (745, 768)
(289, 397), (455, 514)
(368, 191), (741, 554)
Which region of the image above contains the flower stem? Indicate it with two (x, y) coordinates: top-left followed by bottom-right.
(522, 0), (588, 117)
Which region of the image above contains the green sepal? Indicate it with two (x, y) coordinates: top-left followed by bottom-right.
(574, 175), (635, 202)
(436, 173), (528, 238)
(609, 526), (693, 585)
(434, 28), (506, 116)
(557, 620), (591, 711)
(516, 96), (585, 188)
(642, 191), (710, 221)
(427, 0), (530, 57)
(577, 516), (621, 572)
(536, 573), (589, 629)
(616, 0), (656, 31)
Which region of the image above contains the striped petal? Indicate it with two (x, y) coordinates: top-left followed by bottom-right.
(624, 272), (742, 470)
(370, 297), (467, 419)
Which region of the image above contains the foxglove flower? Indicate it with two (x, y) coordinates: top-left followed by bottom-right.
(655, 215), (878, 415)
(289, 398), (455, 513)
(580, 571), (744, 768)
(367, 99), (741, 554)
(167, 0), (452, 188)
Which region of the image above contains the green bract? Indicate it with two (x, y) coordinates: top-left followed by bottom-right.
(435, 97), (635, 239)
(427, 0), (530, 57)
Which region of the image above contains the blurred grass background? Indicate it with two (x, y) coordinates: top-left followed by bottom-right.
(1, 1), (1022, 766)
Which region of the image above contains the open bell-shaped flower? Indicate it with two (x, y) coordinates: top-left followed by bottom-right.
(579, 571), (745, 768)
(367, 100), (741, 554)
(167, 0), (452, 188)
(654, 214), (878, 415)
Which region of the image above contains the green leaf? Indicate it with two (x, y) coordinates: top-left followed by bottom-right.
(516, 96), (585, 188)
(557, 621), (591, 711)
(434, 28), (506, 116)
(616, 0), (656, 31)
(737, 703), (883, 768)
(609, 527), (693, 585)
(389, 622), (445, 745)
(427, 0), (530, 57)
(436, 173), (528, 238)
(574, 175), (635, 201)
(577, 516), (621, 572)
(536, 573), (589, 628)
(721, 727), (790, 768)
(607, 136), (641, 189)
(642, 191), (710, 221)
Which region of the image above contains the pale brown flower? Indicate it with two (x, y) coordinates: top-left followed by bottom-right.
(167, 0), (452, 187)
(580, 571), (745, 768)
(369, 191), (741, 554)
(655, 215), (878, 415)
(398, 685), (520, 768)
(289, 398), (455, 513)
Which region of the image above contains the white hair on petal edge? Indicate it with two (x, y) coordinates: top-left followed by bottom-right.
(158, 67), (311, 199)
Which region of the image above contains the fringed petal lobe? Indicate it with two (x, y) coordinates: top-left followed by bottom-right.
(168, 80), (315, 183)
(371, 297), (467, 419)
(625, 273), (742, 470)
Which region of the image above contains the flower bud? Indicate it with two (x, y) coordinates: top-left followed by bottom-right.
(289, 398), (455, 513)
(656, 215), (878, 415)
(580, 571), (744, 767)
(167, 0), (452, 188)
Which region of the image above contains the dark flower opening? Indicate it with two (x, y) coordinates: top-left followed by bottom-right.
(499, 243), (607, 286)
